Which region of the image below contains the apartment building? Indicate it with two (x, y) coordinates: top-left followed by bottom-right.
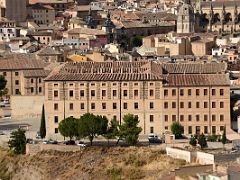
(27, 31), (53, 45)
(0, 56), (48, 95)
(28, 3), (55, 25)
(0, 18), (20, 41)
(29, 0), (74, 13)
(44, 61), (230, 139)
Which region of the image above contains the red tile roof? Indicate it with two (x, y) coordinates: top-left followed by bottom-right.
(0, 57), (47, 70)
(45, 61), (229, 87)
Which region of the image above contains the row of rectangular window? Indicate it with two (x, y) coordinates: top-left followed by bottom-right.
(14, 79), (42, 85)
(54, 89), (155, 98)
(164, 101), (224, 109)
(53, 102), (155, 111)
(164, 89), (224, 96)
(2, 71), (18, 76)
(164, 114), (225, 122)
(53, 82), (155, 87)
(53, 88), (225, 99)
(165, 126), (224, 135)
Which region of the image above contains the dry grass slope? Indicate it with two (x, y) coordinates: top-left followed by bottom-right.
(0, 146), (187, 180)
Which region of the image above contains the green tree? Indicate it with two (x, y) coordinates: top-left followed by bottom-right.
(0, 75), (7, 98)
(8, 128), (26, 154)
(170, 122), (184, 139)
(77, 113), (108, 145)
(104, 118), (119, 145)
(119, 114), (142, 145)
(221, 126), (227, 147)
(131, 35), (142, 47)
(198, 133), (207, 149)
(59, 116), (78, 140)
(189, 135), (197, 147)
(39, 105), (46, 139)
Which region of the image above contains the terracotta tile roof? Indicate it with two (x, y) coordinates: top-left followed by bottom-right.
(163, 74), (230, 87)
(45, 61), (163, 81)
(136, 12), (177, 21)
(67, 28), (106, 35)
(162, 63), (227, 74)
(37, 47), (62, 56)
(111, 10), (140, 21)
(0, 57), (47, 70)
(228, 63), (240, 71)
(45, 61), (229, 87)
(31, 3), (54, 10)
(23, 70), (50, 77)
(115, 20), (174, 29)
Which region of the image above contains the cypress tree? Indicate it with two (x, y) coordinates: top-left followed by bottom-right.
(40, 105), (46, 139)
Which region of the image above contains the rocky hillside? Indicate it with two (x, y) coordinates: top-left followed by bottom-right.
(0, 146), (187, 180)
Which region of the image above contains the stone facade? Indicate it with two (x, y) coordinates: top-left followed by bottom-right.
(44, 61), (230, 139)
(196, 1), (240, 34)
(177, 0), (194, 33)
(0, 57), (48, 96)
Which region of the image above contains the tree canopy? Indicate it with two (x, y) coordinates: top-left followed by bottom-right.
(198, 133), (207, 149)
(104, 118), (119, 143)
(0, 75), (7, 98)
(221, 126), (227, 146)
(131, 35), (143, 47)
(0, 75), (6, 91)
(189, 135), (197, 147)
(8, 128), (26, 154)
(77, 113), (108, 145)
(119, 114), (142, 145)
(59, 116), (78, 140)
(171, 122), (184, 139)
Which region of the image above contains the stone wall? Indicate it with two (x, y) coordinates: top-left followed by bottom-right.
(11, 95), (44, 119)
(26, 144), (82, 155)
(166, 147), (191, 162)
(166, 147), (240, 165)
(196, 151), (214, 165)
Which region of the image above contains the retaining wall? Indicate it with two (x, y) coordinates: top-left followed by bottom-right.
(26, 144), (81, 155)
(166, 147), (191, 162)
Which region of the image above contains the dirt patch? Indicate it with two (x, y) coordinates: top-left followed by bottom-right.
(0, 146), (187, 180)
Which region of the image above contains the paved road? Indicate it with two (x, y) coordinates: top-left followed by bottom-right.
(0, 117), (40, 147)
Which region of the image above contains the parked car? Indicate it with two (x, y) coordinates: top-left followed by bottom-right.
(65, 140), (75, 145)
(42, 139), (58, 144)
(36, 131), (41, 139)
(148, 134), (162, 144)
(77, 141), (86, 147)
(26, 138), (35, 144)
(0, 131), (4, 135)
(0, 99), (9, 107)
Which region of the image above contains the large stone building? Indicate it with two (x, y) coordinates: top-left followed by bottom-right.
(176, 0), (240, 34)
(29, 0), (74, 14)
(0, 56), (49, 96)
(44, 61), (230, 139)
(197, 1), (240, 33)
(0, 0), (27, 23)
